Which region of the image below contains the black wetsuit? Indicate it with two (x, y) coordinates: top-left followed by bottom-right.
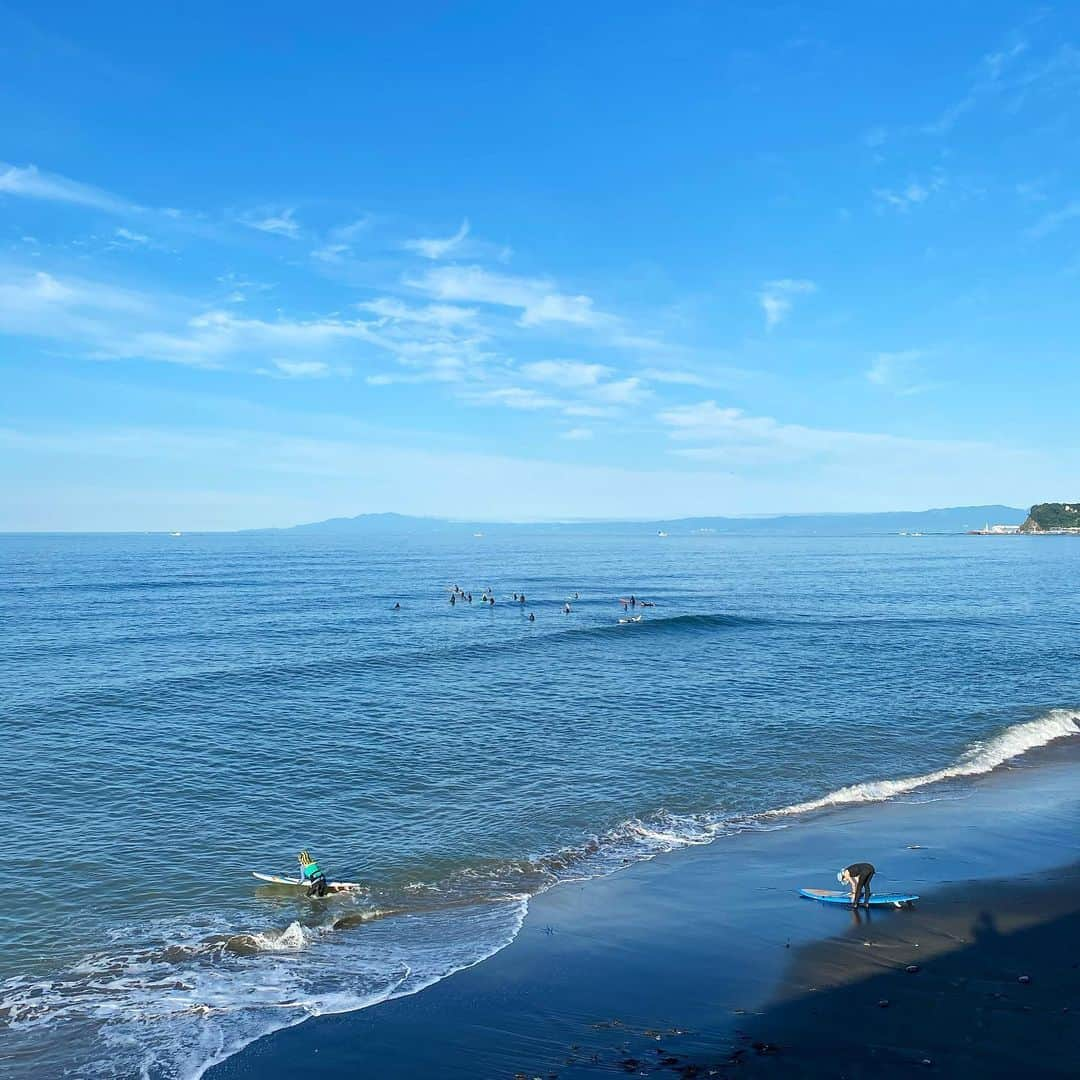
(301, 861), (329, 897)
(844, 862), (875, 904)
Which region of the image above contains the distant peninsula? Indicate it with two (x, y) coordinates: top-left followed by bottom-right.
(247, 505), (1027, 537)
(1019, 502), (1080, 534)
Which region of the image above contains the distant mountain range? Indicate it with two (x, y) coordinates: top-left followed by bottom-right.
(249, 505), (1028, 537)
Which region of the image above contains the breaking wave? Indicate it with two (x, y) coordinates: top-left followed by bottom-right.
(771, 708), (1080, 817)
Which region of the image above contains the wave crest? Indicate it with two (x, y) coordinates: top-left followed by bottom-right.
(771, 709), (1080, 817)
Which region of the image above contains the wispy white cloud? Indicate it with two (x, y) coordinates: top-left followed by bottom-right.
(0, 267), (163, 358)
(410, 265), (606, 328)
(310, 216), (372, 262)
(110, 226), (152, 247)
(592, 376), (649, 406)
(657, 399), (974, 466)
(0, 162), (140, 214)
(259, 359), (348, 379)
(758, 279), (816, 330)
(0, 264), (375, 369)
(519, 360), (611, 387)
(1025, 199), (1080, 239)
(311, 243), (350, 264)
(358, 297), (479, 328)
(874, 174), (945, 212)
(242, 208), (300, 238)
(334, 217), (372, 242)
(216, 272), (274, 305)
(517, 360), (649, 409)
(866, 350), (931, 395)
(366, 370), (451, 386)
(404, 219), (470, 259)
(639, 365), (753, 390)
(562, 403), (616, 418)
(471, 386), (565, 411)
(561, 427), (593, 441)
(922, 38), (1029, 136)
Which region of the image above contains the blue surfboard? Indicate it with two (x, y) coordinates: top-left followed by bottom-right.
(800, 887), (919, 908)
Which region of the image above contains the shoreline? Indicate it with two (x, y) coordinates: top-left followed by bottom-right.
(210, 747), (1080, 1079)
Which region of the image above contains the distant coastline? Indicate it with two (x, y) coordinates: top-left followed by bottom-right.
(242, 504), (1028, 538)
(1018, 501), (1080, 535)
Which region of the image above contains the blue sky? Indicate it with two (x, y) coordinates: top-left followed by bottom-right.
(2, 2), (1079, 529)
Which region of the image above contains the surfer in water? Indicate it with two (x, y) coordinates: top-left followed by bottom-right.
(297, 850), (329, 897)
(838, 861), (875, 907)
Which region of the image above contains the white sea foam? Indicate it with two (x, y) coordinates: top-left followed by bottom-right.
(1, 897), (529, 1080)
(241, 921), (308, 952)
(770, 709), (1080, 817)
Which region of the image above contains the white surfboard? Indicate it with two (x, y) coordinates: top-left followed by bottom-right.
(252, 872), (364, 893)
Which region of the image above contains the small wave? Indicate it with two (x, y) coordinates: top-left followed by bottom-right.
(566, 611), (768, 641)
(770, 708), (1080, 817)
(224, 921), (309, 955)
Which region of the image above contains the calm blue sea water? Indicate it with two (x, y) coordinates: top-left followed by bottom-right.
(2, 530), (1079, 1077)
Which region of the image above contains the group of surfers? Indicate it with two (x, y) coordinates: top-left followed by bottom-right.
(391, 587), (658, 622)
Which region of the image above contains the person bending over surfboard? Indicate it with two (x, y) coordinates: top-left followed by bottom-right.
(838, 862), (875, 907)
(297, 850), (329, 897)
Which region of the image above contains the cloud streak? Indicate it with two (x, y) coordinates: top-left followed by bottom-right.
(866, 350), (931, 395)
(758, 279), (816, 330)
(0, 162), (140, 214)
(404, 219), (470, 259)
(1025, 199), (1080, 239)
(242, 209), (300, 238)
(657, 399), (976, 466)
(411, 265), (607, 328)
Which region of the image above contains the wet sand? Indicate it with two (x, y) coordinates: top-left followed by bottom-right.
(210, 752), (1080, 1079)
(731, 865), (1080, 1077)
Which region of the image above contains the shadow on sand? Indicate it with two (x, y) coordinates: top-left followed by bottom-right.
(656, 870), (1080, 1078)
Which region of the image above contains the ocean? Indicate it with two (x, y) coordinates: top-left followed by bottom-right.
(2, 529), (1078, 1078)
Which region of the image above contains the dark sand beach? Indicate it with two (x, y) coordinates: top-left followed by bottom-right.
(211, 751), (1080, 1079)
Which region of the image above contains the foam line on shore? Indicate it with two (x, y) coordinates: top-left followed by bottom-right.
(770, 709), (1080, 818)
